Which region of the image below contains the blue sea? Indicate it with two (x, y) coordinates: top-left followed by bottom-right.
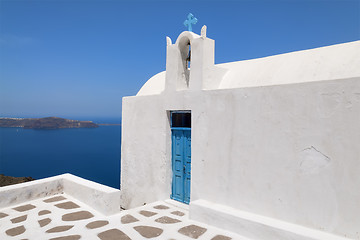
(0, 117), (121, 189)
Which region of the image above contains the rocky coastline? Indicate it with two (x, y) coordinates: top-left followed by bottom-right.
(0, 174), (35, 187)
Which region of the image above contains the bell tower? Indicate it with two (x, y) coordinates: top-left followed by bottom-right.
(165, 26), (217, 92)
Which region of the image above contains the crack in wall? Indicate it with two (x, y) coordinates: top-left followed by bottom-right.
(299, 146), (331, 174)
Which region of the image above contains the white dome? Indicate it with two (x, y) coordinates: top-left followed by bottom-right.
(136, 71), (166, 96)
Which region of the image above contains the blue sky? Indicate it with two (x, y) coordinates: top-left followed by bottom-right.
(0, 0), (359, 120)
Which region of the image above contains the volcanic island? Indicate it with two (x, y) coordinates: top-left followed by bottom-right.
(0, 117), (99, 129)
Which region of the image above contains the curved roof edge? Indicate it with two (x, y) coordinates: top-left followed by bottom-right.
(218, 40), (360, 89)
(136, 71), (166, 96)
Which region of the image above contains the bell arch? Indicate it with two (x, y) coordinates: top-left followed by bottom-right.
(178, 36), (191, 89)
(165, 29), (218, 92)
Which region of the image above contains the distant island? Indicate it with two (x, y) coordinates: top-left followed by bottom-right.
(0, 117), (99, 129)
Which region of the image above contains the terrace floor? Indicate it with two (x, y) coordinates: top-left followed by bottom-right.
(0, 193), (245, 240)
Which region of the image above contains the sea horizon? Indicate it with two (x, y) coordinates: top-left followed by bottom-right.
(0, 119), (121, 189)
(0, 115), (122, 125)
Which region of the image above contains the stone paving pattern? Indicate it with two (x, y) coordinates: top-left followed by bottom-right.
(0, 193), (245, 240)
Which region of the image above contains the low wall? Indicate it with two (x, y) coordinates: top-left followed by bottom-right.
(0, 175), (63, 209)
(0, 173), (121, 216)
(63, 174), (121, 215)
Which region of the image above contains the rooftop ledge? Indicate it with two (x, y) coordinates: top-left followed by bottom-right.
(0, 173), (121, 216)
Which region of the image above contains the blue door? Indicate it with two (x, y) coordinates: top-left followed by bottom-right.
(170, 111), (191, 204)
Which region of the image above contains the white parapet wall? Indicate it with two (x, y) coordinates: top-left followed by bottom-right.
(0, 173), (121, 216)
(0, 175), (64, 209)
(62, 174), (121, 216)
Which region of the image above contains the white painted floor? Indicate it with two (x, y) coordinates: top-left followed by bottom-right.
(0, 193), (247, 240)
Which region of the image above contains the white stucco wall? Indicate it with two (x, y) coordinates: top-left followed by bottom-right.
(121, 94), (172, 208)
(121, 33), (360, 239)
(191, 78), (360, 239)
(121, 77), (360, 238)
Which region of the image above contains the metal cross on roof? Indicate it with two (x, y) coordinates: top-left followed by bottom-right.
(184, 13), (198, 32)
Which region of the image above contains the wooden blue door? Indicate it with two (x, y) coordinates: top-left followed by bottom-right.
(170, 111), (191, 204)
(171, 129), (191, 204)
(183, 130), (191, 204)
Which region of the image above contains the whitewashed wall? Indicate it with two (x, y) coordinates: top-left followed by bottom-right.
(121, 77), (360, 239)
(121, 94), (172, 208)
(191, 77), (360, 239)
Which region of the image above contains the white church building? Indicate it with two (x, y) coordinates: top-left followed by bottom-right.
(121, 26), (360, 239)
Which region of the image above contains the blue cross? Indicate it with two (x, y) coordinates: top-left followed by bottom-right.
(184, 13), (198, 32)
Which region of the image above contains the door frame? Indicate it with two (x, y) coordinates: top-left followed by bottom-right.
(170, 110), (191, 204)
